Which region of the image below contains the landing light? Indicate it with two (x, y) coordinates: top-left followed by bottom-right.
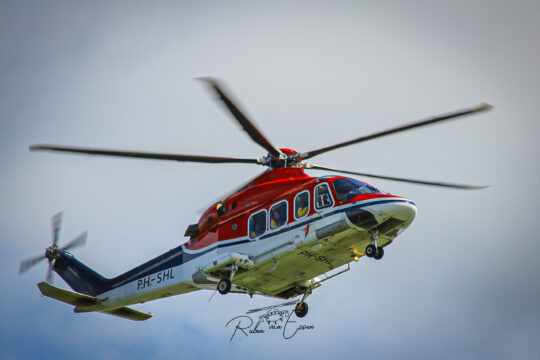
(353, 255), (360, 262)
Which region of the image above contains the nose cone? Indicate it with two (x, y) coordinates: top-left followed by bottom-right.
(388, 200), (417, 223)
(377, 199), (416, 236)
(346, 198), (416, 233)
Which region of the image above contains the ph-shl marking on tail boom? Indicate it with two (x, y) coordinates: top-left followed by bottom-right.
(137, 268), (175, 291)
(20, 77), (492, 321)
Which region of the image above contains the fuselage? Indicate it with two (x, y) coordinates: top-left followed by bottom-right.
(54, 168), (416, 311)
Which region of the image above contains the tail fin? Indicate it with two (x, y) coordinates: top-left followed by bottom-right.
(52, 251), (111, 296)
(52, 245), (185, 297)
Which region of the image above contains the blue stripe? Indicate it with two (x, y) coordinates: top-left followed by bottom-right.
(66, 197), (415, 295)
(185, 198), (414, 252)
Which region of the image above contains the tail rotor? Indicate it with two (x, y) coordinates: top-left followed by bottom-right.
(19, 212), (87, 284)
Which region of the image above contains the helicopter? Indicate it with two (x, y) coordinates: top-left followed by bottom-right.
(20, 78), (492, 320)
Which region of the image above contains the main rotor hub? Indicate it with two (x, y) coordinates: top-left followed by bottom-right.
(265, 148), (302, 169)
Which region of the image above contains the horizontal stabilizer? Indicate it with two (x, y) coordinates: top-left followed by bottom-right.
(99, 307), (153, 321)
(38, 282), (98, 307)
(37, 282), (153, 321)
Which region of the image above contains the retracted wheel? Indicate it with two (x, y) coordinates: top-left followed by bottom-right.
(374, 247), (384, 260)
(218, 278), (232, 295)
(295, 301), (309, 318)
(365, 244), (376, 258)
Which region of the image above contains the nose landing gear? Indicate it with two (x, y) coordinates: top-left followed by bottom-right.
(365, 231), (384, 260)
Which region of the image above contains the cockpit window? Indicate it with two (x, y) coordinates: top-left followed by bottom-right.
(249, 210), (267, 239)
(315, 183), (334, 210)
(332, 178), (380, 202)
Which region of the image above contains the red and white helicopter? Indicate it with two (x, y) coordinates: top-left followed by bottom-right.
(20, 78), (491, 320)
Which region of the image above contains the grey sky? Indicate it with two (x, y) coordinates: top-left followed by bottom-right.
(1, 1), (539, 359)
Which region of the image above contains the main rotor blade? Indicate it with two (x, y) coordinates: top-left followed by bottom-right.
(198, 169), (270, 214)
(61, 231), (87, 252)
(19, 254), (47, 274)
(305, 164), (488, 190)
(198, 77), (281, 157)
(30, 145), (260, 165)
(218, 169), (271, 200)
(301, 103), (493, 160)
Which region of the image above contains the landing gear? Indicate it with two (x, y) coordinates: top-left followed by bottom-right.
(294, 288), (311, 318)
(365, 244), (377, 258)
(365, 244), (384, 259)
(217, 278), (231, 295)
(217, 264), (238, 295)
(374, 247), (384, 260)
(366, 231), (384, 260)
(294, 302), (309, 318)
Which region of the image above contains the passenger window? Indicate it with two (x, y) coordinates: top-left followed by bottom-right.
(249, 210), (267, 239)
(269, 201), (288, 230)
(294, 191), (310, 219)
(315, 183), (334, 210)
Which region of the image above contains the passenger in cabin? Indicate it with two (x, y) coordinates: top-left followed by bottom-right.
(249, 211), (266, 238)
(295, 193), (308, 218)
(270, 202), (287, 229)
(250, 222), (265, 238)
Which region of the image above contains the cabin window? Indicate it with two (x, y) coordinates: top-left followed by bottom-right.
(294, 191), (310, 220)
(269, 201), (288, 230)
(314, 183), (334, 210)
(249, 210), (267, 239)
(332, 178), (379, 202)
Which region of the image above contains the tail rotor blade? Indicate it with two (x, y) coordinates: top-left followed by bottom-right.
(19, 254), (47, 274)
(61, 232), (87, 252)
(51, 211), (63, 246)
(46, 262), (54, 284)
(20, 212), (85, 283)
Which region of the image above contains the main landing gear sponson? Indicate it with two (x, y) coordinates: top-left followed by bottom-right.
(218, 278), (311, 318)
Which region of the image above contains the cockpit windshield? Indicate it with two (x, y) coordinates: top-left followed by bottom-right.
(332, 178), (382, 202)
